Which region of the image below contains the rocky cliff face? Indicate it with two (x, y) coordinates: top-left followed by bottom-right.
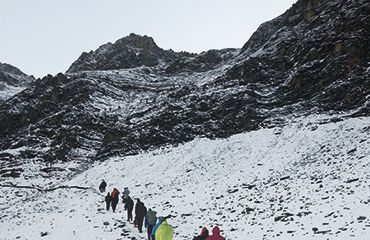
(67, 33), (237, 74)
(67, 33), (193, 73)
(232, 0), (370, 115)
(0, 63), (34, 101)
(0, 0), (369, 181)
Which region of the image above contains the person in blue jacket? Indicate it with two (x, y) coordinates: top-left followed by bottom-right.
(151, 215), (173, 239)
(151, 216), (164, 239)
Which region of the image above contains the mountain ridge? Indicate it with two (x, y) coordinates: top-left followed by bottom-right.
(66, 33), (196, 73)
(0, 0), (369, 181)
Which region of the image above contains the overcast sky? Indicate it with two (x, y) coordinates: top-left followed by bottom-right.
(0, 0), (297, 78)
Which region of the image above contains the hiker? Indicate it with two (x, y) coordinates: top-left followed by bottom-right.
(206, 226), (225, 240)
(193, 227), (209, 240)
(155, 219), (174, 240)
(111, 188), (120, 212)
(145, 208), (157, 240)
(105, 192), (112, 211)
(99, 179), (107, 193)
(122, 187), (130, 203)
(151, 216), (164, 240)
(124, 196), (134, 222)
(135, 199), (147, 233)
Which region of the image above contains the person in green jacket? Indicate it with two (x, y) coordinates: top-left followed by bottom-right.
(155, 220), (174, 240)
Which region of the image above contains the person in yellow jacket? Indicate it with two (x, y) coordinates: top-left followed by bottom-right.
(155, 220), (174, 240)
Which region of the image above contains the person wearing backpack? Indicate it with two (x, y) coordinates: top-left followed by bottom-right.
(122, 187), (130, 203)
(111, 188), (120, 212)
(145, 208), (157, 240)
(151, 216), (164, 240)
(155, 220), (174, 240)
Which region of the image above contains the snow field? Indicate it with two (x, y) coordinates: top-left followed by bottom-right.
(0, 115), (369, 240)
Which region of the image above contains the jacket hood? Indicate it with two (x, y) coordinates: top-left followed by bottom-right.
(161, 220), (169, 225)
(148, 209), (157, 214)
(212, 226), (221, 235)
(200, 227), (209, 235)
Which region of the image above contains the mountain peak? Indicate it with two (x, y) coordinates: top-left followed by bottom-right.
(66, 33), (179, 73)
(117, 33), (159, 50)
(0, 62), (34, 101)
(0, 62), (28, 76)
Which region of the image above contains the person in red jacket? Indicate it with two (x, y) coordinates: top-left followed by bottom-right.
(193, 227), (209, 240)
(111, 188), (120, 212)
(206, 226), (225, 240)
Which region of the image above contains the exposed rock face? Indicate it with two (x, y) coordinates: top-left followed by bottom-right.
(233, 0), (370, 115)
(0, 63), (34, 101)
(164, 48), (237, 73)
(66, 33), (195, 73)
(0, 0), (369, 180)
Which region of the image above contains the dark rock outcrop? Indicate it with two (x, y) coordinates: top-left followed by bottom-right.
(67, 33), (197, 73)
(226, 0), (370, 115)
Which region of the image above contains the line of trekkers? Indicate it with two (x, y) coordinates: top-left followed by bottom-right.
(99, 180), (226, 240)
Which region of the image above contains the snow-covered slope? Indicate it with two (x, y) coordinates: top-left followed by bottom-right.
(1, 115), (369, 240)
(0, 0), (369, 238)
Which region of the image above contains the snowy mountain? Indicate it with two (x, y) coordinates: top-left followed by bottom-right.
(0, 0), (369, 239)
(0, 62), (34, 101)
(0, 115), (369, 239)
(0, 0), (368, 181)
